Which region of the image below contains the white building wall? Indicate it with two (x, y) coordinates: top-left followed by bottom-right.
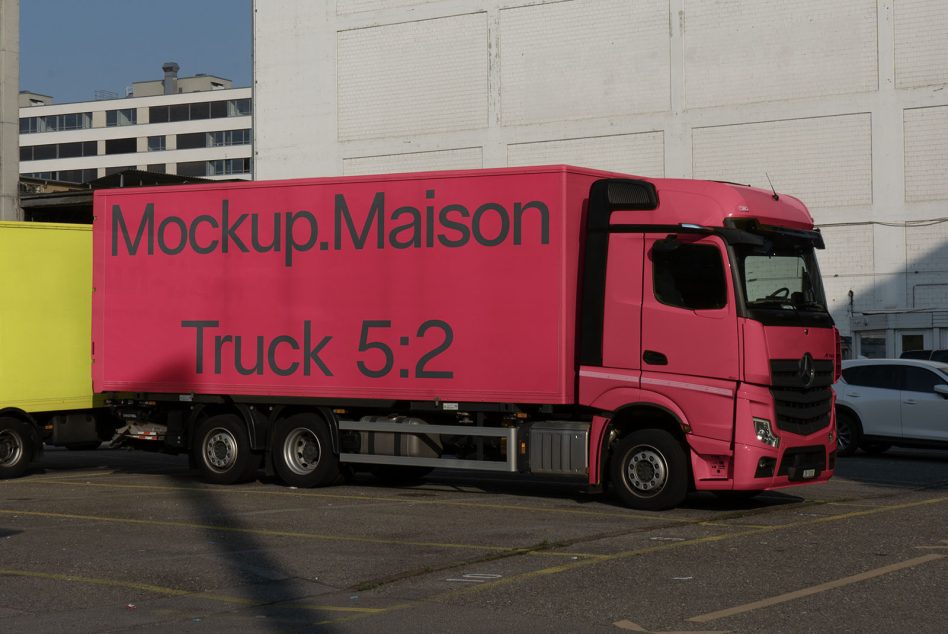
(253, 0), (948, 346)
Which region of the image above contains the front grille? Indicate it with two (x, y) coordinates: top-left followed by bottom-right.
(770, 358), (834, 435)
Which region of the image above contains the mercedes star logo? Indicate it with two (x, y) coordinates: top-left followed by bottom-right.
(799, 352), (815, 388)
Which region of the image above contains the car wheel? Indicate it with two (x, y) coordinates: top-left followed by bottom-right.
(835, 411), (861, 457)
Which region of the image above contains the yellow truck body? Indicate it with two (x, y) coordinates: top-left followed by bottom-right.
(0, 221), (93, 413)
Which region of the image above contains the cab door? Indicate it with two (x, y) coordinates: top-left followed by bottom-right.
(640, 234), (740, 441)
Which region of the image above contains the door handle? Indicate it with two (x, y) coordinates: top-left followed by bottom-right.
(903, 399), (918, 405)
(643, 350), (668, 365)
(846, 393), (861, 398)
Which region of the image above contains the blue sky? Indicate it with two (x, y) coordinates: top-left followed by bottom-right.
(20, 0), (252, 104)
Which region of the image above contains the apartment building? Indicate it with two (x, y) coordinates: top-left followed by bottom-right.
(18, 63), (252, 183)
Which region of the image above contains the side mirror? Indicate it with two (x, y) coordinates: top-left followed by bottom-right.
(934, 384), (948, 398)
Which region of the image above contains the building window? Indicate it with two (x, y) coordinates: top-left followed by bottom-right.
(146, 164), (166, 174)
(209, 158), (251, 176)
(20, 141), (97, 161)
(57, 168), (98, 184)
(176, 132), (207, 150)
(858, 332), (887, 359)
(210, 129), (251, 146)
(149, 105), (169, 123)
(228, 99), (251, 117)
(19, 112), (92, 134)
(148, 99), (251, 125)
(105, 137), (137, 155)
(147, 136), (166, 152)
(106, 108), (137, 127)
(176, 161), (207, 177)
(104, 166), (135, 176)
(21, 169), (97, 183)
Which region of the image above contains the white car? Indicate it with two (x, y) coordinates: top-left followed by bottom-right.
(834, 358), (948, 456)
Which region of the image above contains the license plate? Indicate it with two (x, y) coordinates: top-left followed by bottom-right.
(803, 468), (816, 479)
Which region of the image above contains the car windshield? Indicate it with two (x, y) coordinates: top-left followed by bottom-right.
(731, 233), (832, 326)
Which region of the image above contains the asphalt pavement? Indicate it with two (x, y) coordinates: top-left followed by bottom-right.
(1, 446), (946, 632)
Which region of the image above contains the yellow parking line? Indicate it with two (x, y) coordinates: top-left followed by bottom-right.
(438, 496), (948, 599)
(688, 554), (945, 623)
(0, 568), (404, 616)
(11, 476), (694, 523)
(0, 509), (513, 553)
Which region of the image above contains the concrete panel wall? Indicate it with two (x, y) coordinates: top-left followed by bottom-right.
(338, 13), (488, 140)
(500, 0), (669, 126)
(692, 114), (873, 209)
(343, 147), (482, 175)
(894, 0), (948, 89)
(507, 132), (665, 176)
(253, 0), (948, 336)
(684, 0), (877, 109)
(904, 106), (948, 202)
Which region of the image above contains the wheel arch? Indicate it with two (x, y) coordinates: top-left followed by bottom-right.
(0, 408), (43, 460)
(596, 401), (691, 489)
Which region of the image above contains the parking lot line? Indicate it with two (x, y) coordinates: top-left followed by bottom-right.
(0, 508), (516, 553)
(8, 476), (696, 522)
(435, 496), (948, 600)
(0, 567), (407, 618)
(687, 553), (945, 623)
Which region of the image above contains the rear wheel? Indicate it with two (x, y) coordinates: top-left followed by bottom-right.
(835, 411), (861, 457)
(193, 415), (258, 484)
(610, 429), (688, 511)
(0, 418), (34, 479)
(271, 413), (339, 488)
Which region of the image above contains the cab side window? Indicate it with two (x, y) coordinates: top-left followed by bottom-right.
(653, 243), (727, 310)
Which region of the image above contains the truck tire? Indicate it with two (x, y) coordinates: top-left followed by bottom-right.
(610, 429), (688, 511)
(271, 413), (339, 488)
(193, 415), (259, 485)
(0, 417), (34, 479)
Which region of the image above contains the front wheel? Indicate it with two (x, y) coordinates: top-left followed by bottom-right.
(610, 429), (688, 511)
(271, 413), (339, 488)
(193, 415), (258, 484)
(0, 417), (34, 479)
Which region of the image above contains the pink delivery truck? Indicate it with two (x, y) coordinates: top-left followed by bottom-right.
(91, 165), (839, 510)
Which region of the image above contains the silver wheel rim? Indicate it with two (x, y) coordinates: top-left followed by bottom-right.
(283, 428), (321, 476)
(0, 429), (23, 468)
(624, 445), (668, 498)
(204, 427), (238, 473)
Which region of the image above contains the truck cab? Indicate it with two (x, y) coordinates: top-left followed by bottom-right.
(579, 178), (837, 509)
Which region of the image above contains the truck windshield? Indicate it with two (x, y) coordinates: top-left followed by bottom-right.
(731, 235), (833, 327)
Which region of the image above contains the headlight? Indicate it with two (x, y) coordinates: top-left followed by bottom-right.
(753, 417), (780, 448)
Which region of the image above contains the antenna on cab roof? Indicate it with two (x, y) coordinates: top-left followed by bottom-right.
(765, 172), (779, 201)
